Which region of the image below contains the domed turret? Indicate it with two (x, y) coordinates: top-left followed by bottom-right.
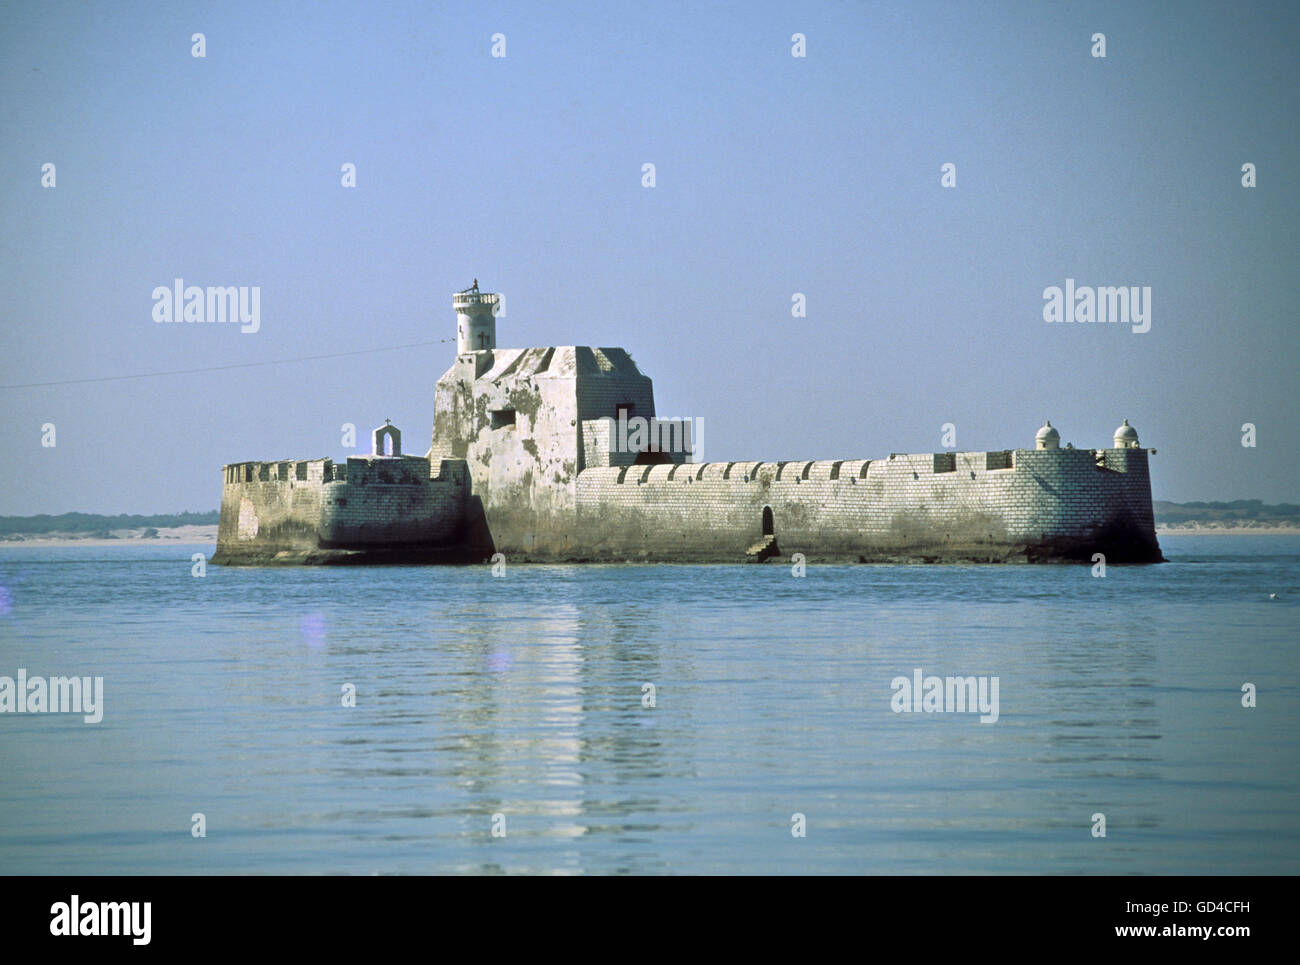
(1113, 419), (1139, 449)
(1035, 421), (1060, 450)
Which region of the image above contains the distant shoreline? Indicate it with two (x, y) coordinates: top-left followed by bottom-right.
(0, 525), (218, 547)
(1157, 525), (1300, 535)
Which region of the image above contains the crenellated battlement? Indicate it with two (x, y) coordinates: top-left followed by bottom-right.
(571, 444), (1158, 563)
(586, 445), (1149, 487)
(213, 424), (472, 563)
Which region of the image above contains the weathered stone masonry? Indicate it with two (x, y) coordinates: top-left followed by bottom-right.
(214, 427), (470, 563)
(213, 283), (1162, 564)
(573, 446), (1157, 562)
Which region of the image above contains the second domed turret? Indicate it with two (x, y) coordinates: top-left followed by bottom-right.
(1113, 419), (1139, 448)
(1035, 421), (1060, 450)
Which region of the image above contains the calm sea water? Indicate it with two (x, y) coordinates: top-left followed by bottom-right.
(0, 535), (1296, 875)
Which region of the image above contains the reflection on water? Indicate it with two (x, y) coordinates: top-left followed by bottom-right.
(0, 536), (1297, 874)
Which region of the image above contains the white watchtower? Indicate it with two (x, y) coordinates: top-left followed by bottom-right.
(453, 280), (500, 354)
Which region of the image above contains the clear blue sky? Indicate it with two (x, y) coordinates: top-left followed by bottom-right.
(1, 0), (1296, 514)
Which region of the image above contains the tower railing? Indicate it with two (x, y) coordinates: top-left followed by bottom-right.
(453, 291), (500, 310)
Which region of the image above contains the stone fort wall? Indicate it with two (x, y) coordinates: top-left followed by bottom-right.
(571, 446), (1158, 562)
(321, 458), (468, 547)
(216, 458), (332, 556)
(214, 456), (469, 560)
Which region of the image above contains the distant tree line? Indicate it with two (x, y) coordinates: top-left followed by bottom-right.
(0, 511), (219, 535)
(1153, 500), (1300, 524)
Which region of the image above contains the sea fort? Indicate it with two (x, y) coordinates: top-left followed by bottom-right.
(213, 283), (1162, 565)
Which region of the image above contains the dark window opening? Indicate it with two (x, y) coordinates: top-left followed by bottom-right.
(985, 450), (1012, 471)
(634, 448), (671, 464)
(258, 464), (270, 481)
(934, 453), (957, 473)
(762, 506), (774, 537)
(296, 462), (308, 480)
(490, 409), (516, 429)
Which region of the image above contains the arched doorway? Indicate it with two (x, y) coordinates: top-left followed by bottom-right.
(762, 506), (774, 537)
